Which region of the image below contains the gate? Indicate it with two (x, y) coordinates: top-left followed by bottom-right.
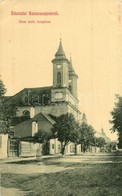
(8, 139), (20, 157)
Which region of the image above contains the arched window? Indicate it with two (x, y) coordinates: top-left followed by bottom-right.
(57, 72), (61, 86)
(23, 110), (30, 116)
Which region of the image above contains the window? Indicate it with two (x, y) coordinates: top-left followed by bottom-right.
(52, 144), (55, 149)
(41, 94), (49, 105)
(57, 72), (61, 86)
(32, 121), (38, 136)
(23, 110), (30, 116)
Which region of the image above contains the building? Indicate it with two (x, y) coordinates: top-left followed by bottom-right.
(6, 39), (81, 120)
(5, 40), (82, 156)
(95, 128), (111, 143)
(0, 134), (8, 159)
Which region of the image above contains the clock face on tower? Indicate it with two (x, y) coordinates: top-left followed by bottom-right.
(57, 64), (61, 69)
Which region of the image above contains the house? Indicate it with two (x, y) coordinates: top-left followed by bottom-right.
(11, 112), (60, 156)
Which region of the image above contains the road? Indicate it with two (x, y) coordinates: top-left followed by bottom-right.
(0, 152), (122, 196)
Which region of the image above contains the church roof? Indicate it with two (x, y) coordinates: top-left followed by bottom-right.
(52, 39), (70, 64)
(12, 112), (55, 138)
(5, 86), (52, 106)
(69, 56), (75, 73)
(55, 39), (66, 58)
(69, 56), (78, 78)
(33, 112), (55, 125)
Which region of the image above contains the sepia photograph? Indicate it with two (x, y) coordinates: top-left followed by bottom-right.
(0, 0), (122, 195)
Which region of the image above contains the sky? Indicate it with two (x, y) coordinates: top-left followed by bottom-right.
(0, 0), (122, 140)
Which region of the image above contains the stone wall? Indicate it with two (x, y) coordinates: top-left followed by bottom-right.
(0, 134), (8, 159)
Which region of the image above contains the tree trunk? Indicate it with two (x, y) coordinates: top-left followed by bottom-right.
(83, 145), (86, 153)
(61, 145), (65, 155)
(75, 143), (77, 155)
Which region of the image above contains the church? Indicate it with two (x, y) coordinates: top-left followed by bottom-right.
(5, 40), (82, 157)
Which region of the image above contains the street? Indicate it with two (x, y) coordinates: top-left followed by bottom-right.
(0, 153), (122, 196)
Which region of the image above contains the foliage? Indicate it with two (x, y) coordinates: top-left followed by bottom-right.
(0, 102), (18, 134)
(79, 122), (95, 152)
(0, 78), (18, 134)
(51, 113), (96, 154)
(69, 122), (80, 154)
(118, 134), (122, 148)
(105, 141), (117, 152)
(2, 102), (18, 121)
(33, 129), (52, 155)
(0, 78), (7, 133)
(34, 129), (52, 143)
(95, 137), (106, 148)
(10, 114), (29, 126)
(0, 78), (6, 97)
(0, 120), (9, 134)
(110, 95), (122, 148)
(52, 113), (80, 155)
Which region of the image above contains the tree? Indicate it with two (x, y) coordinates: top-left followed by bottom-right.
(95, 137), (106, 151)
(0, 78), (7, 133)
(51, 113), (80, 155)
(34, 129), (52, 144)
(0, 78), (6, 97)
(0, 119), (8, 133)
(2, 102), (18, 121)
(110, 95), (122, 148)
(0, 78), (6, 115)
(33, 129), (52, 155)
(0, 101), (18, 134)
(79, 122), (95, 153)
(106, 141), (117, 152)
(69, 122), (80, 154)
(0, 78), (17, 134)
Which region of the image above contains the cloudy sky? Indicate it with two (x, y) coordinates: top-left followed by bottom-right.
(0, 0), (122, 140)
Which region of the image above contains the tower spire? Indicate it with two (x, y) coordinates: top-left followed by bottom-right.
(55, 39), (66, 58)
(69, 55), (75, 73)
(81, 113), (87, 124)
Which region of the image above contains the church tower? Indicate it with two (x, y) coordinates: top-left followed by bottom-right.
(69, 56), (78, 98)
(52, 39), (69, 88)
(51, 39), (81, 120)
(52, 39), (78, 98)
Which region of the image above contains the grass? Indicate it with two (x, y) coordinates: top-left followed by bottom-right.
(1, 158), (122, 196)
